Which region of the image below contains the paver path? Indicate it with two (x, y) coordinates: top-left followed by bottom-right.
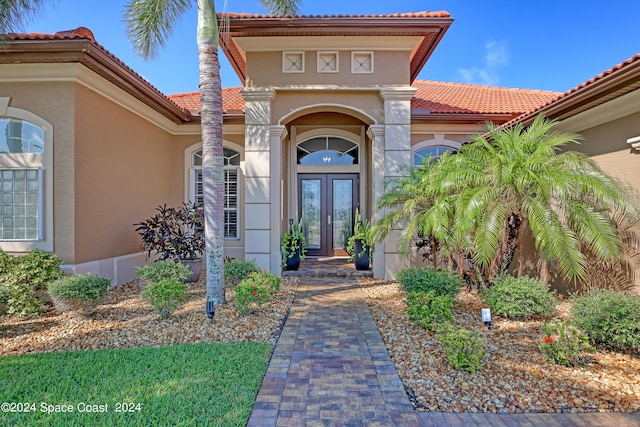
(247, 275), (640, 427)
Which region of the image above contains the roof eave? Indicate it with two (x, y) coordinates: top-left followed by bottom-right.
(508, 55), (640, 128)
(411, 112), (519, 125)
(1, 38), (191, 123)
(218, 14), (454, 86)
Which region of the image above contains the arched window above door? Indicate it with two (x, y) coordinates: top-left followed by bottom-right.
(297, 136), (359, 165)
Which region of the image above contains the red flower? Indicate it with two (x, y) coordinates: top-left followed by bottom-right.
(542, 336), (554, 343)
(252, 291), (257, 297)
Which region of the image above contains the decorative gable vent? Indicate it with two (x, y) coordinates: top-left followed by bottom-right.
(317, 51), (338, 73)
(351, 51), (373, 74)
(283, 51), (304, 73)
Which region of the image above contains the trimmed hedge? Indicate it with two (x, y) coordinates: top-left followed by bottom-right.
(483, 275), (555, 319)
(572, 289), (640, 353)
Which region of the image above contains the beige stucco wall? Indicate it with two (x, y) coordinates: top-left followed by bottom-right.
(247, 50), (411, 88)
(512, 111), (640, 293)
(577, 112), (640, 192)
(272, 90), (382, 125)
(0, 79), (76, 262)
(73, 84), (179, 264)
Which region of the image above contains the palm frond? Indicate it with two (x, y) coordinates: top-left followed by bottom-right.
(260, 0), (301, 15)
(0, 0), (53, 35)
(124, 0), (191, 59)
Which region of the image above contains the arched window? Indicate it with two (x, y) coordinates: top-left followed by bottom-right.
(297, 136), (359, 165)
(0, 111), (52, 250)
(189, 147), (241, 239)
(413, 145), (457, 166)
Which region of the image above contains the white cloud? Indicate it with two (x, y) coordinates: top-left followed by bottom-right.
(457, 39), (509, 86)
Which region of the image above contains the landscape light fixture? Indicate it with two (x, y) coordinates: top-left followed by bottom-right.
(206, 300), (216, 323)
(481, 308), (492, 329)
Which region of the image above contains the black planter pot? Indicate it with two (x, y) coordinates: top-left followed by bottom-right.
(284, 248), (301, 271)
(180, 258), (203, 282)
(354, 239), (371, 271)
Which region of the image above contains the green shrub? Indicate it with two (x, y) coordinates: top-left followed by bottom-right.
(0, 250), (65, 317)
(47, 274), (111, 302)
(396, 267), (461, 297)
(406, 291), (454, 331)
(224, 258), (261, 287)
(235, 271), (281, 314)
(141, 280), (188, 319)
(436, 323), (487, 373)
(539, 320), (594, 366)
(136, 260), (190, 283)
(571, 289), (640, 353)
(483, 275), (555, 319)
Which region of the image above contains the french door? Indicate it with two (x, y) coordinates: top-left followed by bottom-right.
(298, 174), (359, 257)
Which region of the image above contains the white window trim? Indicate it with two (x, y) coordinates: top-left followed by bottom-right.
(351, 51), (374, 74)
(184, 142), (243, 240)
(411, 137), (461, 166)
(317, 51), (339, 73)
(282, 51), (305, 73)
(0, 100), (53, 252)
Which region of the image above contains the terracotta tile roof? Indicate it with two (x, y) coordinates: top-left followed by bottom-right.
(168, 88), (245, 114)
(9, 26), (96, 42)
(412, 80), (560, 115)
(221, 11), (451, 19)
(504, 53), (640, 127)
(168, 82), (560, 118)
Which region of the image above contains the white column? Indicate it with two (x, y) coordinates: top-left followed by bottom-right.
(241, 88), (276, 272)
(269, 125), (287, 275)
(378, 87), (417, 280)
(367, 125), (386, 279)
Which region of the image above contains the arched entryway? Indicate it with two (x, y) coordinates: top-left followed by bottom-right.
(282, 109), (373, 258)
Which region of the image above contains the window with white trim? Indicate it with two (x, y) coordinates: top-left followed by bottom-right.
(413, 145), (457, 166)
(190, 148), (240, 239)
(0, 115), (49, 247)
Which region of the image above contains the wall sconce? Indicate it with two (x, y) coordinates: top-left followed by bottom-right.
(627, 136), (640, 150)
(481, 308), (492, 329)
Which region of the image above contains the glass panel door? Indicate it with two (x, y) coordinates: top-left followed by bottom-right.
(332, 179), (353, 252)
(300, 178), (322, 249)
(298, 174), (358, 257)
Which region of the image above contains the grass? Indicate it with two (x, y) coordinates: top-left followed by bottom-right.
(0, 342), (271, 426)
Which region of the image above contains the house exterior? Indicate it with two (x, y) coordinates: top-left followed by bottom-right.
(0, 12), (637, 288)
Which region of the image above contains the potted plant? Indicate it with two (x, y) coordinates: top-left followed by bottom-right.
(281, 217), (307, 270)
(347, 208), (374, 270)
(134, 202), (205, 282)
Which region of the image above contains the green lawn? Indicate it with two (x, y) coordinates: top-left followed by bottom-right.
(0, 342), (271, 426)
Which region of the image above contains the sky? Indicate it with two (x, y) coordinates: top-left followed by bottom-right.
(22, 0), (640, 96)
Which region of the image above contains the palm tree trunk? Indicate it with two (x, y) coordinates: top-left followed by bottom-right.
(497, 214), (523, 276)
(198, 0), (226, 307)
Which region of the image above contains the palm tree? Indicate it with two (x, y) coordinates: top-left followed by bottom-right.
(124, 0), (300, 313)
(439, 114), (638, 282)
(2, 0), (301, 315)
(372, 156), (471, 273)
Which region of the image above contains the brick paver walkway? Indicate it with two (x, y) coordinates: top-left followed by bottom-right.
(247, 272), (640, 427)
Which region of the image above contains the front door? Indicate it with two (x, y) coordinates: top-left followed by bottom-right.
(298, 174), (359, 257)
